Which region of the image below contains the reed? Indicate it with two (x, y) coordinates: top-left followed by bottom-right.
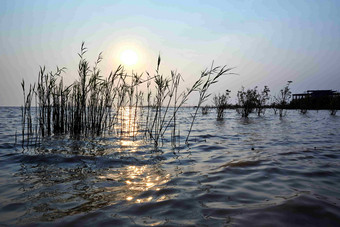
(213, 89), (230, 119)
(236, 86), (258, 118)
(329, 96), (339, 115)
(274, 81), (292, 117)
(201, 105), (210, 115)
(299, 102), (308, 114)
(145, 56), (201, 147)
(255, 86), (270, 116)
(20, 43), (230, 148)
(21, 80), (35, 146)
(186, 63), (234, 143)
(236, 86), (271, 118)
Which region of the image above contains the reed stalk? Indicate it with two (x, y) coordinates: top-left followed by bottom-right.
(186, 63), (234, 143)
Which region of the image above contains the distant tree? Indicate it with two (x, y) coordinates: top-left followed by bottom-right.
(299, 97), (309, 114)
(329, 96), (339, 115)
(274, 81), (292, 117)
(236, 87), (258, 118)
(255, 86), (270, 116)
(271, 98), (278, 115)
(213, 89), (231, 119)
(201, 105), (210, 115)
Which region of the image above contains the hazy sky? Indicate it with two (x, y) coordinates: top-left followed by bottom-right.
(1, 0), (340, 106)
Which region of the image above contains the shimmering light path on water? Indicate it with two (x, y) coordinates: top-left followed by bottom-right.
(0, 107), (340, 226)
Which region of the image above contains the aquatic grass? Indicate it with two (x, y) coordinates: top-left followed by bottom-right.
(20, 43), (231, 148)
(274, 81), (292, 117)
(236, 86), (270, 118)
(329, 96), (339, 115)
(21, 80), (35, 146)
(299, 100), (309, 114)
(21, 42), (128, 145)
(201, 105), (210, 115)
(213, 89), (230, 119)
(236, 86), (258, 118)
(255, 86), (270, 116)
(185, 63), (235, 143)
(145, 56), (198, 147)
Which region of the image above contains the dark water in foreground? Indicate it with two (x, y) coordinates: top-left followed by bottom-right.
(1, 107), (340, 226)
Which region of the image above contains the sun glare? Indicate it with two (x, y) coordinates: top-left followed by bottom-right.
(121, 49), (138, 66)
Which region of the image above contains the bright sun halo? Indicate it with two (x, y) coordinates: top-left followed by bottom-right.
(121, 49), (138, 66)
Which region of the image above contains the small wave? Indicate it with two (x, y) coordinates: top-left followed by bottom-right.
(280, 151), (300, 156)
(232, 195), (340, 227)
(14, 153), (160, 168)
(218, 159), (262, 169)
(303, 170), (336, 177)
(195, 144), (226, 151)
(324, 154), (338, 158)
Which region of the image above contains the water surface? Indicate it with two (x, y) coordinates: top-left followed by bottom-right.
(0, 107), (339, 226)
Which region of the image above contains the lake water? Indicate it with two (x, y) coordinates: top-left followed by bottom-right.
(0, 107), (340, 226)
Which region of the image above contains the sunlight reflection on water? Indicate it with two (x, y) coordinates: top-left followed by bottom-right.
(97, 164), (171, 205)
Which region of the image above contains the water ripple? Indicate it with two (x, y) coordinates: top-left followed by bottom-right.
(1, 108), (340, 226)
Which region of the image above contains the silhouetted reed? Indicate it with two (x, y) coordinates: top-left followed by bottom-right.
(21, 80), (35, 146)
(236, 86), (271, 118)
(236, 87), (258, 118)
(274, 81), (292, 117)
(329, 96), (339, 115)
(213, 89), (230, 119)
(20, 43), (231, 148)
(201, 105), (210, 115)
(255, 86), (270, 116)
(300, 101), (308, 114)
(185, 63), (234, 143)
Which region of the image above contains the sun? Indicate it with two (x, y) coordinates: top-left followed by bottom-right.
(120, 49), (138, 66)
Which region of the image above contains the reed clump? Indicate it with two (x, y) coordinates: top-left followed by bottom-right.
(201, 105), (210, 115)
(21, 42), (232, 148)
(235, 86), (271, 118)
(255, 86), (270, 116)
(329, 96), (339, 116)
(236, 87), (258, 118)
(213, 89), (230, 119)
(273, 81), (292, 117)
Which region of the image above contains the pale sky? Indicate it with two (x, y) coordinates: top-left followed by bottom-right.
(1, 0), (340, 106)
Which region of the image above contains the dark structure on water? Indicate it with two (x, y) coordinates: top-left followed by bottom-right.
(290, 90), (340, 110)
